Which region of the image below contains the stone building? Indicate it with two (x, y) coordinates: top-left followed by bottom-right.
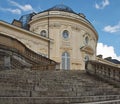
(0, 4), (120, 104)
(0, 4), (98, 70)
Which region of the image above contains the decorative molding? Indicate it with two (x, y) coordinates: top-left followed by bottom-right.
(60, 46), (72, 50)
(83, 32), (90, 37)
(80, 45), (94, 55)
(49, 23), (61, 28)
(71, 26), (81, 31)
(40, 24), (46, 28)
(62, 41), (71, 46)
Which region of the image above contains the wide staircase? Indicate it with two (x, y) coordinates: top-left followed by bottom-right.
(0, 69), (120, 104)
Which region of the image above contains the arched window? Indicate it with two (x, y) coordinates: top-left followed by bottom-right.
(62, 52), (70, 70)
(85, 36), (89, 45)
(62, 30), (69, 39)
(40, 30), (47, 37)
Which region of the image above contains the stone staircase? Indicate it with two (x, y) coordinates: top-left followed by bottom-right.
(0, 69), (120, 104)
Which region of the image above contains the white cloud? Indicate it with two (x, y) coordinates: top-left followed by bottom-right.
(8, 0), (34, 11)
(97, 43), (120, 61)
(103, 22), (120, 33)
(95, 0), (110, 9)
(0, 7), (21, 14)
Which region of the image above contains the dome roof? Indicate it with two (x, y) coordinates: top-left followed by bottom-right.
(46, 4), (75, 13)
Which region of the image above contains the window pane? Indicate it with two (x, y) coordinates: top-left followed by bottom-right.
(40, 30), (47, 37)
(63, 30), (69, 39)
(62, 52), (70, 70)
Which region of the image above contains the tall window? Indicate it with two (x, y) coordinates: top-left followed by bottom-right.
(40, 30), (47, 37)
(85, 36), (89, 45)
(62, 52), (70, 70)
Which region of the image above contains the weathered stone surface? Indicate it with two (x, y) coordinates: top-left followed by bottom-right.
(0, 70), (119, 103)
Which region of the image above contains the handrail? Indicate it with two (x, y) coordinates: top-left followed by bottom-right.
(86, 60), (120, 87)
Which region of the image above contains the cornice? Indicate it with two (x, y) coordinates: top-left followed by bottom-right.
(30, 11), (98, 41)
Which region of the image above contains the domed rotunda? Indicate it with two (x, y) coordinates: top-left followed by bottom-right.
(29, 4), (98, 70)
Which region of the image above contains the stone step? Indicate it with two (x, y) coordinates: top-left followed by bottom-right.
(0, 69), (119, 103)
(0, 81), (119, 96)
(0, 88), (119, 97)
(0, 95), (120, 104)
(0, 89), (30, 97)
(74, 99), (120, 104)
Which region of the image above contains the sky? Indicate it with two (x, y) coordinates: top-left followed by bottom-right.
(0, 0), (120, 60)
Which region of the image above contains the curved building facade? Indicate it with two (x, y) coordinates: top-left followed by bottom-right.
(0, 4), (98, 70)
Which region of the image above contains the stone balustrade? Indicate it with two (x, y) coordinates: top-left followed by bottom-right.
(86, 60), (120, 87)
(0, 33), (57, 70)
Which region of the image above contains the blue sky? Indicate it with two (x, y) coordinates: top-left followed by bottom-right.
(0, 0), (120, 60)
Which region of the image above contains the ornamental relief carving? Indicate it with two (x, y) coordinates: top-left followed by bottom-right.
(49, 23), (61, 28)
(60, 41), (72, 50)
(80, 30), (86, 35)
(62, 24), (69, 28)
(31, 24), (47, 31)
(31, 27), (39, 32)
(62, 41), (71, 47)
(71, 26), (81, 31)
(39, 24), (46, 28)
(60, 47), (72, 50)
(83, 32), (90, 37)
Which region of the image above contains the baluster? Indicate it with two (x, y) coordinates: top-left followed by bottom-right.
(108, 68), (110, 78)
(94, 64), (97, 74)
(118, 71), (120, 81)
(104, 67), (106, 76)
(116, 70), (120, 81)
(113, 69), (115, 80)
(100, 66), (103, 74)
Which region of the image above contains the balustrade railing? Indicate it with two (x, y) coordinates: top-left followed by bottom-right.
(0, 34), (57, 70)
(86, 60), (120, 87)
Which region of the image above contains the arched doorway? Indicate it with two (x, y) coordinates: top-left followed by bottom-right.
(62, 52), (70, 70)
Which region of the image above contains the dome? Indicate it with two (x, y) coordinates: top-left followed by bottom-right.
(46, 4), (75, 13)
